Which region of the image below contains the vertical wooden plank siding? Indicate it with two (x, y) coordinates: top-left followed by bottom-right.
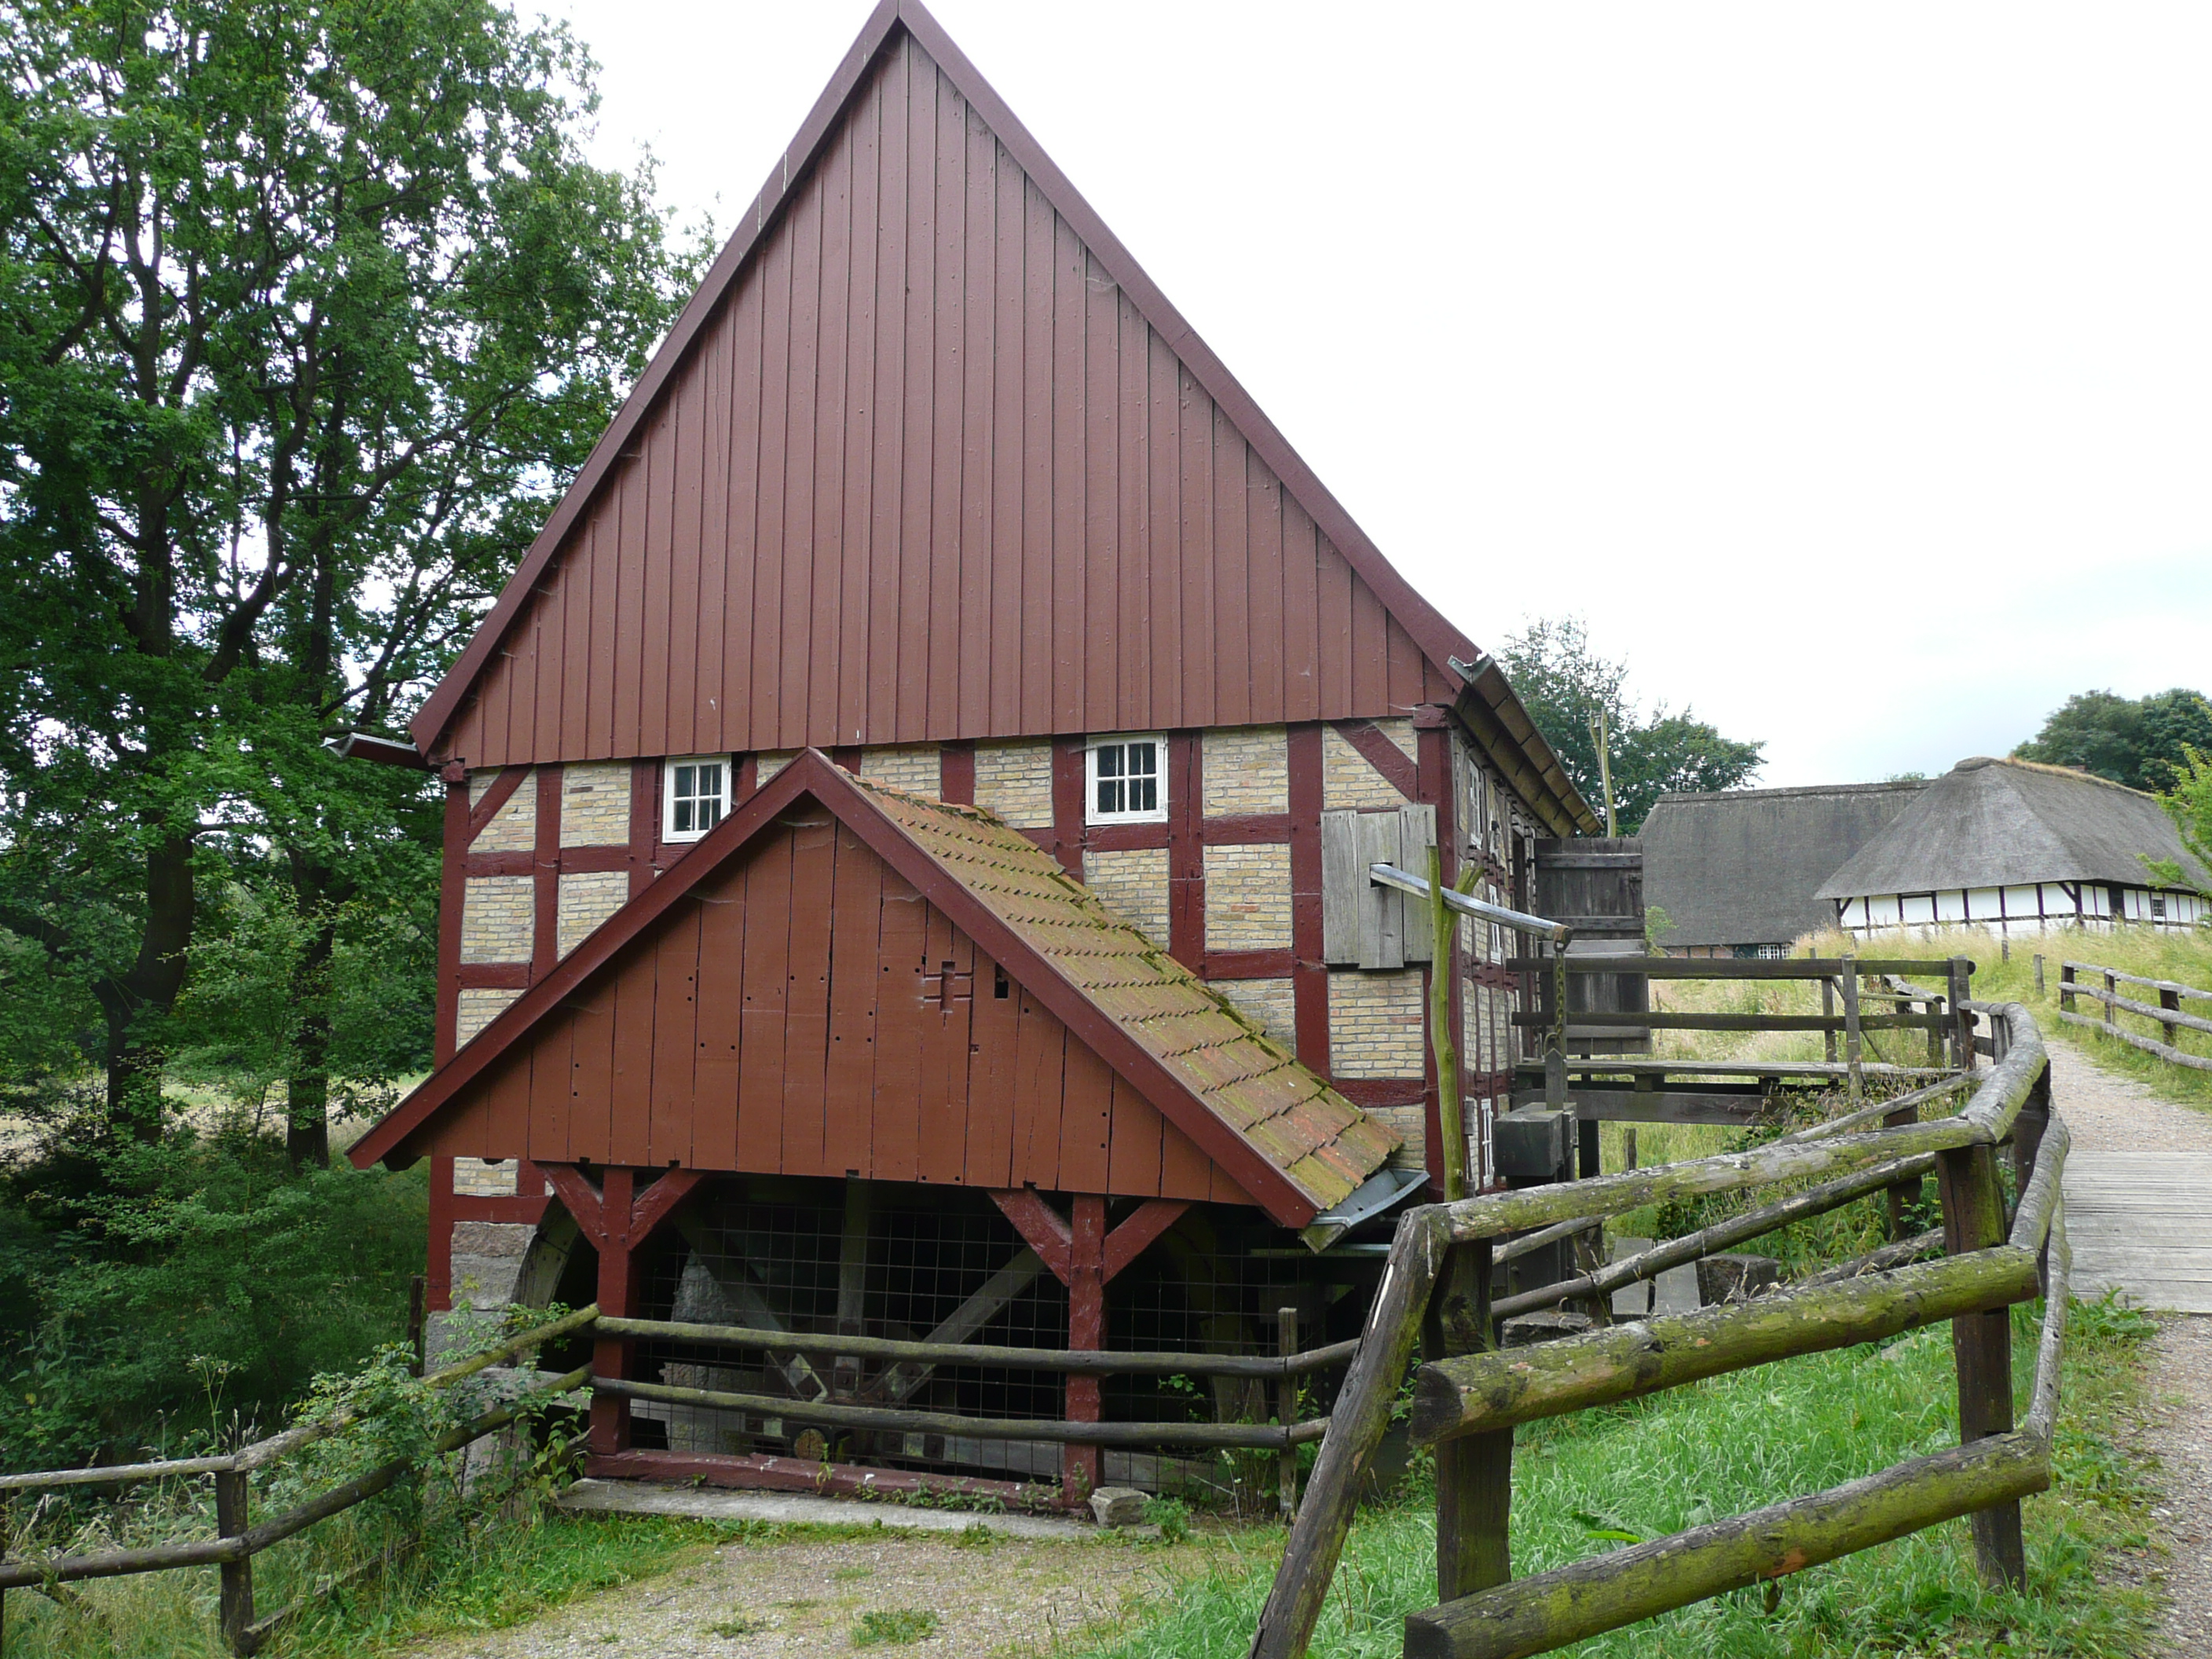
(823, 824), (883, 1172)
(442, 32), (1458, 767)
(424, 816), (1240, 1204)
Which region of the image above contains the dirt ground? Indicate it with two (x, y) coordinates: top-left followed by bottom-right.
(2046, 1039), (2212, 1656)
(401, 1529), (1218, 1659)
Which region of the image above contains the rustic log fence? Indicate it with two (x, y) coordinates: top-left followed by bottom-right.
(0, 1302), (1362, 1653)
(2055, 958), (2212, 1072)
(1249, 988), (2065, 1659)
(0, 1305), (602, 1654)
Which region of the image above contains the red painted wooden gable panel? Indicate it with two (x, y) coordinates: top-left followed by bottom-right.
(425, 809), (1247, 1203)
(441, 29), (1452, 770)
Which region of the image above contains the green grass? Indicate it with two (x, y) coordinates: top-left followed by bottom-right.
(853, 1606), (943, 1646)
(1077, 1298), (2162, 1658)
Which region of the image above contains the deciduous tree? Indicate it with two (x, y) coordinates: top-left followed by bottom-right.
(0, 0), (697, 1155)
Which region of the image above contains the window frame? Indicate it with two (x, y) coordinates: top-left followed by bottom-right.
(1084, 734), (1168, 826)
(661, 755), (733, 843)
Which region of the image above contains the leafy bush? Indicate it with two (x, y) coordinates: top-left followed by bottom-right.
(0, 1121), (425, 1470)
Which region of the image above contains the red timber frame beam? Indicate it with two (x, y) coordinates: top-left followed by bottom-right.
(991, 1190), (1190, 1503)
(543, 1163), (711, 1455)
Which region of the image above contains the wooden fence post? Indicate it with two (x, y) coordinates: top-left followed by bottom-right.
(1278, 1309), (1300, 1521)
(1950, 959), (1974, 1068)
(1822, 977), (1837, 1064)
(1936, 1143), (2027, 1588)
(2160, 985), (2182, 1048)
(215, 1466), (255, 1654)
(2104, 969), (2118, 1035)
(2034, 954), (2044, 996)
(1431, 1239), (1511, 1602)
(1840, 958), (1862, 1102)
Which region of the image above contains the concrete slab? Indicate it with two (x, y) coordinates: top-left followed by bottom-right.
(1653, 1263), (1702, 1315)
(557, 1478), (1096, 1540)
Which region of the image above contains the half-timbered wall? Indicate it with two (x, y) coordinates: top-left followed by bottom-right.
(1837, 883), (2212, 936)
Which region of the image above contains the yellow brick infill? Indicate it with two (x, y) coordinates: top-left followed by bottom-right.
(468, 767), (537, 853)
(1327, 965), (1426, 1078)
(1082, 848), (1170, 947)
(973, 739), (1053, 828)
(560, 760), (631, 846)
(456, 986), (522, 1046)
(756, 751), (797, 785)
(1322, 717), (1416, 810)
(558, 870), (629, 957)
(1201, 725), (1287, 816)
(859, 744), (942, 796)
(1203, 844), (1292, 950)
(452, 1158), (519, 1197)
(1213, 976), (1296, 1049)
(460, 877), (533, 963)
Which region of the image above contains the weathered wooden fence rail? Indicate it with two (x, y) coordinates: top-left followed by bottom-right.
(1249, 998), (2065, 1659)
(0, 1304), (602, 1654)
(0, 1300), (1362, 1653)
(2056, 958), (2212, 1072)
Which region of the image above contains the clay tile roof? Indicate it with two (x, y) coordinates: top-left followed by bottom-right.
(851, 774), (1401, 1214)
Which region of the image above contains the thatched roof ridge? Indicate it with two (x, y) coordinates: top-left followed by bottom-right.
(1643, 779), (1928, 948)
(1815, 756), (2212, 900)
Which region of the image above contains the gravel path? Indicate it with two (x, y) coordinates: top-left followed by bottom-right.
(403, 1529), (1206, 1659)
(2047, 1037), (2212, 1656)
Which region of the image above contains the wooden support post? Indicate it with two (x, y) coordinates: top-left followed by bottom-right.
(1433, 1240), (1510, 1602)
(1925, 992), (1945, 1068)
(2058, 961), (2074, 1013)
(1429, 848), (1467, 1201)
(1278, 1308), (1300, 1521)
(1822, 978), (1837, 1063)
(590, 1167), (638, 1457)
(2161, 985), (2183, 1048)
(835, 1181), (872, 1396)
(2034, 954), (2045, 997)
(215, 1467), (254, 1654)
(1622, 1126), (1637, 1172)
(1840, 958), (1862, 1102)
(407, 1273), (427, 1378)
(1936, 1143), (2027, 1588)
(1064, 1196), (1107, 1505)
(1951, 959), (1975, 1066)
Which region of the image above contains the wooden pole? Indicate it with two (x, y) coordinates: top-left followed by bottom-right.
(1278, 1308), (1300, 1521)
(1937, 1143), (2027, 1588)
(1951, 959), (1976, 1066)
(1822, 978), (1837, 1063)
(2034, 954), (2045, 996)
(214, 1467), (254, 1655)
(1064, 1196), (1106, 1504)
(1431, 1238), (1511, 1606)
(589, 1167), (638, 1457)
(1840, 957), (1862, 1103)
(1402, 1431), (2049, 1659)
(1430, 846), (1467, 1201)
(1413, 1246), (2038, 1442)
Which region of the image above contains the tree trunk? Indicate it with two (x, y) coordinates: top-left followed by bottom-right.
(283, 852), (346, 1170)
(94, 830), (198, 1141)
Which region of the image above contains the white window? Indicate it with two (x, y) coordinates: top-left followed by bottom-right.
(663, 756), (731, 841)
(1086, 736), (1166, 824)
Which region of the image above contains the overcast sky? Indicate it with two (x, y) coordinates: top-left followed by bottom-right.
(540, 0), (2212, 788)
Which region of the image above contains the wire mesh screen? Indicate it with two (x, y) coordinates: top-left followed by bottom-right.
(626, 1177), (1379, 1494)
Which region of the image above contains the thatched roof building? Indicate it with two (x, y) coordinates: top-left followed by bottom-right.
(1816, 756), (2212, 934)
(1642, 780), (1928, 954)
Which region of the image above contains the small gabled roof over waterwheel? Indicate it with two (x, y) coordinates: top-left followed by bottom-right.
(350, 750), (1400, 1227)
